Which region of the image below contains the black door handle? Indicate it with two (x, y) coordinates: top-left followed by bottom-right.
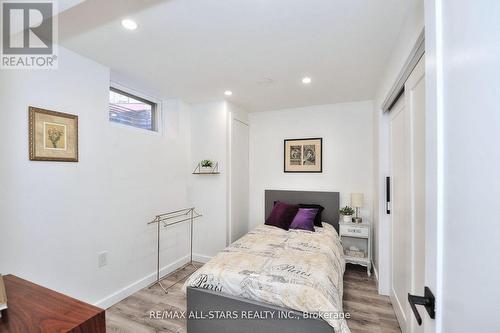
(386, 177), (391, 214)
(408, 287), (435, 325)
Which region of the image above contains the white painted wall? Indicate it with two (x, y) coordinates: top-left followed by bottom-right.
(189, 101), (249, 257)
(0, 45), (248, 306)
(372, 0), (424, 294)
(249, 101), (373, 229)
(189, 101), (229, 260)
(227, 103), (250, 244)
(0, 47), (193, 307)
(435, 1), (500, 331)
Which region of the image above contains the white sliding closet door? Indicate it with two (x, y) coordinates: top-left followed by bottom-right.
(230, 118), (249, 243)
(390, 94), (411, 332)
(407, 57), (426, 333)
(390, 57), (427, 333)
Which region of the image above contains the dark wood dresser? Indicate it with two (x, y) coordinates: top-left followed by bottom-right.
(0, 275), (105, 333)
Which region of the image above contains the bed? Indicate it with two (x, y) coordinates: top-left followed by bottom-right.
(183, 190), (349, 333)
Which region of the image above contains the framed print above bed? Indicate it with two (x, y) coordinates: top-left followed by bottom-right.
(29, 106), (79, 162)
(284, 138), (322, 173)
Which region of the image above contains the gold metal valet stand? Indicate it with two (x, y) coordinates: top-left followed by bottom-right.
(147, 207), (202, 293)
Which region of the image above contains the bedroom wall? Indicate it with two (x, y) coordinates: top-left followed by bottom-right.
(227, 103), (250, 244)
(372, 0), (424, 294)
(189, 101), (229, 260)
(0, 47), (193, 307)
(189, 100), (249, 259)
(248, 101), (373, 229)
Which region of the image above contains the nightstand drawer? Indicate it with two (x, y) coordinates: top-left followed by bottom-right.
(340, 224), (369, 238)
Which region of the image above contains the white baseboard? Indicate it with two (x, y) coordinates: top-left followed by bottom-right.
(372, 261), (390, 296)
(94, 255), (190, 309)
(372, 260), (383, 295)
(372, 260), (379, 282)
(192, 253), (213, 263)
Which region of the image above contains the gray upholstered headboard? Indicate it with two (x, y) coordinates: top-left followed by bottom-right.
(265, 190), (340, 231)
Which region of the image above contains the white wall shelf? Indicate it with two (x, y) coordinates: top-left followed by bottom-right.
(192, 161), (220, 174)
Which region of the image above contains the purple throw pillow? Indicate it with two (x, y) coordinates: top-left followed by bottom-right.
(265, 201), (299, 230)
(298, 204), (324, 227)
(289, 208), (318, 232)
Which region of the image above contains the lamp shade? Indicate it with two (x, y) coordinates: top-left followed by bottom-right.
(351, 193), (364, 207)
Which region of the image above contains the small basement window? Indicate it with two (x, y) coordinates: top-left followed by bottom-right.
(109, 87), (157, 131)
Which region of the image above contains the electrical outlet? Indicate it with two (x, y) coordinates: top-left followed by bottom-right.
(98, 251), (107, 268)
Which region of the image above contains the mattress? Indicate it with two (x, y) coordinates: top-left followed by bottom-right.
(183, 224), (350, 333)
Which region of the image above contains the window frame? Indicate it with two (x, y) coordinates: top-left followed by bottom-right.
(109, 83), (162, 133)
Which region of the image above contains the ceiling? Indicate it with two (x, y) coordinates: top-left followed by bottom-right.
(59, 0), (414, 112)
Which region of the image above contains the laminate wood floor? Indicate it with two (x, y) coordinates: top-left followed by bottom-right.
(342, 264), (401, 333)
(107, 263), (401, 333)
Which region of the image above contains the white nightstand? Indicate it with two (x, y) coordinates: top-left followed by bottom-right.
(339, 221), (372, 276)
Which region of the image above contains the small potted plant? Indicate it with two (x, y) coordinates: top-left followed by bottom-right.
(339, 206), (355, 223)
(200, 159), (214, 173)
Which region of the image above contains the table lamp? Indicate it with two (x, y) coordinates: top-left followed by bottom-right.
(351, 193), (364, 223)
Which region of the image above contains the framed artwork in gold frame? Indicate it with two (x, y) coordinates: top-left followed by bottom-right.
(29, 106), (78, 162)
(284, 137), (322, 173)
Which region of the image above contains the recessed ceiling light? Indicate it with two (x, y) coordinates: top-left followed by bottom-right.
(121, 19), (138, 30)
(302, 77), (312, 84)
(224, 90), (233, 96)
